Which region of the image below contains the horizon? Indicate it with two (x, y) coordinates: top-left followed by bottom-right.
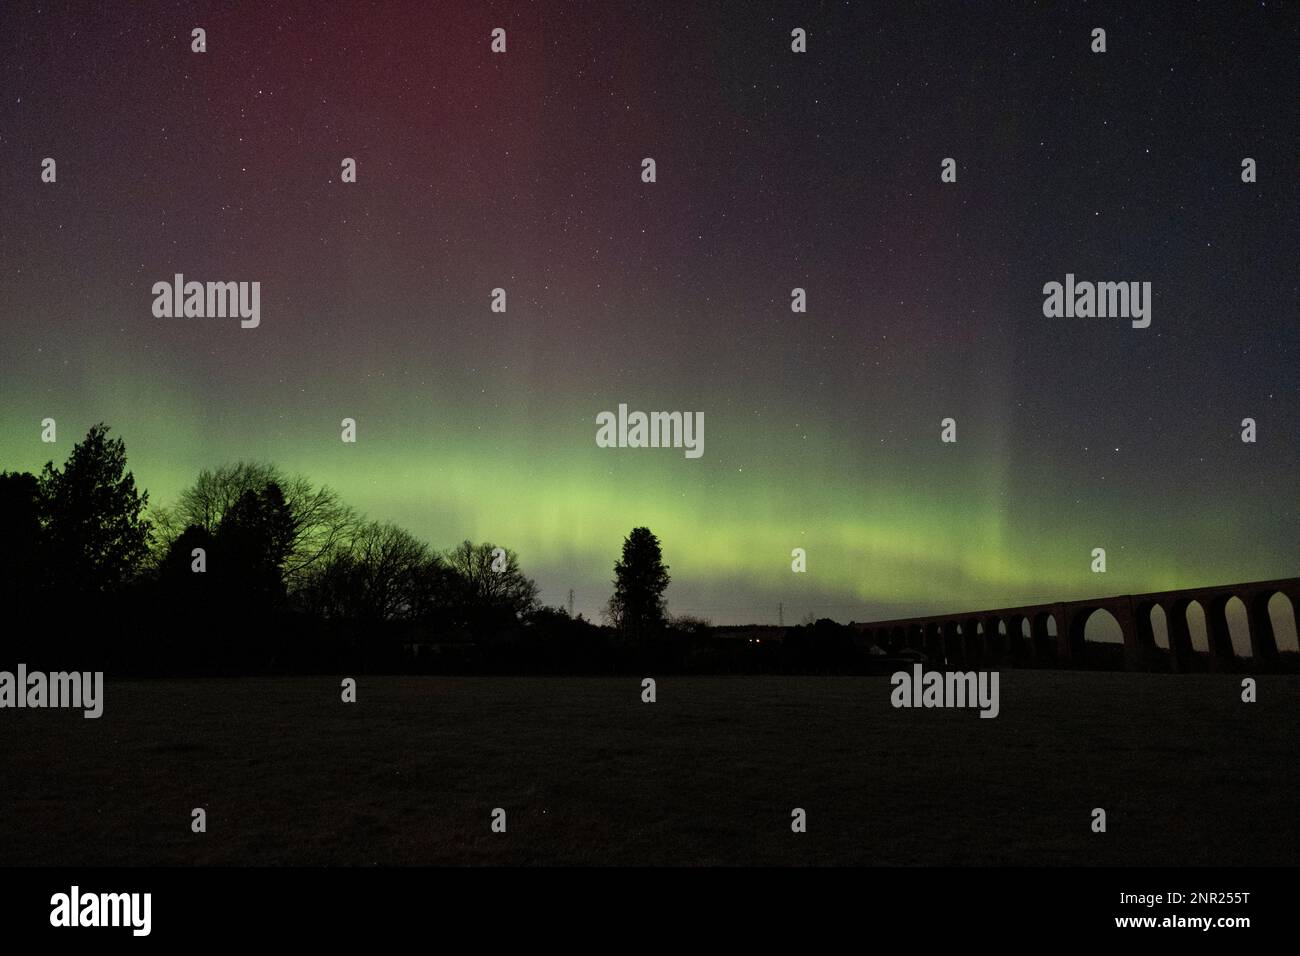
(2, 425), (1296, 651)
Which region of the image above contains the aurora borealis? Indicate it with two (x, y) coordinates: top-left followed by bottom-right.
(1, 2), (1296, 625)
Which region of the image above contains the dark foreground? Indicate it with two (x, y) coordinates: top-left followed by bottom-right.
(1, 674), (1296, 866)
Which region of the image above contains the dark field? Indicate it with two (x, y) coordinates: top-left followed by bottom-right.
(2, 674), (1297, 866)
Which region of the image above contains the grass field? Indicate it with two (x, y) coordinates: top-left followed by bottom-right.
(1, 673), (1296, 866)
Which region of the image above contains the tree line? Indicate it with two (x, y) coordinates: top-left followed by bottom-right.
(4, 424), (822, 675)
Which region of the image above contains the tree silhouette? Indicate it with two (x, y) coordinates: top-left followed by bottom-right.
(608, 527), (670, 641)
(0, 471), (45, 654)
(301, 521), (442, 624)
(442, 540), (540, 630)
(152, 524), (220, 670)
(38, 424), (152, 596)
(154, 461), (357, 585)
(159, 524), (217, 585)
(215, 482), (296, 607)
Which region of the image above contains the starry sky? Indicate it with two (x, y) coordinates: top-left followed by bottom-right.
(1, 1), (1297, 626)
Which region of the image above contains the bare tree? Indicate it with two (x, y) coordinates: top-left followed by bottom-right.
(300, 521), (442, 623)
(154, 461), (358, 584)
(442, 540), (539, 620)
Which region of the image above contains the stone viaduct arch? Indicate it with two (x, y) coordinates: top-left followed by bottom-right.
(849, 577), (1300, 673)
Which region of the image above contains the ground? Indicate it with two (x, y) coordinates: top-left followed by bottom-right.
(1, 673), (1296, 865)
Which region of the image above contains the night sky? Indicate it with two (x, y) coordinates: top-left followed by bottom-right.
(1, 1), (1296, 626)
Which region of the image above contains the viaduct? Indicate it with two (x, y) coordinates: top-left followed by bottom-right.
(850, 576), (1300, 672)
